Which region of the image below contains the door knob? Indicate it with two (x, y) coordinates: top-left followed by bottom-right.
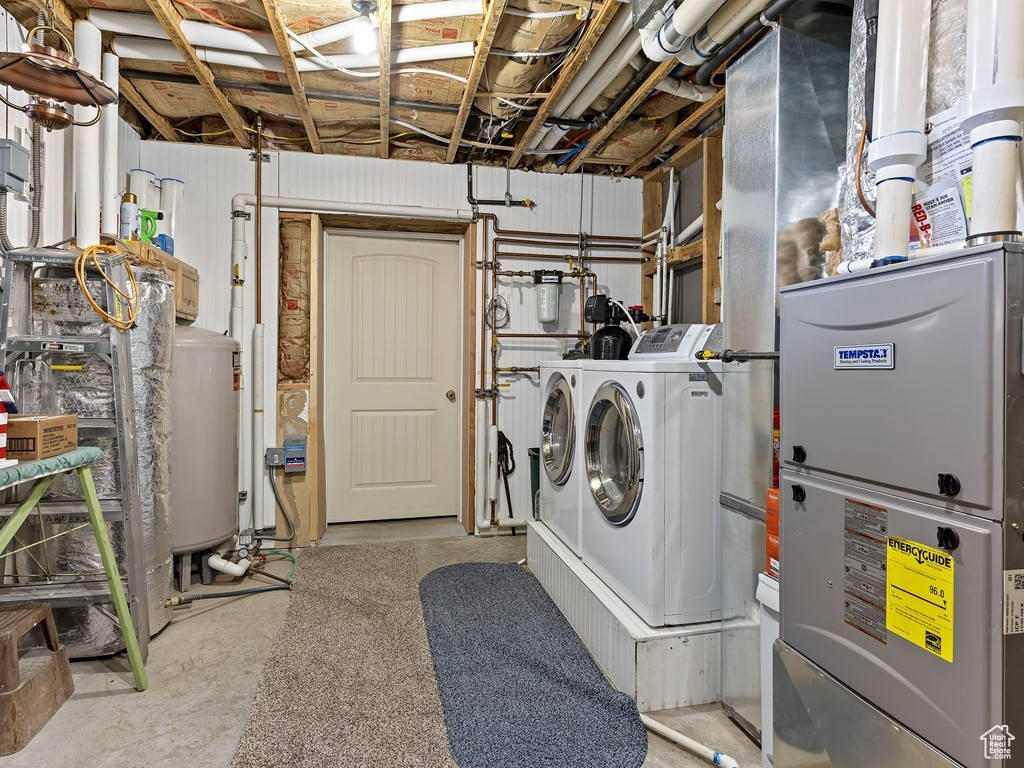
(446, 389), (457, 402)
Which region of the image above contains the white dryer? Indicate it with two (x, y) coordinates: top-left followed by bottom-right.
(580, 324), (723, 626)
(538, 359), (584, 555)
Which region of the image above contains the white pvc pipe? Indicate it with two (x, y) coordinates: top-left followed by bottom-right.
(673, 213), (703, 246)
(529, 3), (635, 150)
(100, 52), (119, 237)
(475, 399), (491, 533)
(642, 0), (727, 62)
(641, 714), (740, 768)
(675, 0), (771, 66)
(867, 0), (930, 259)
(505, 6), (580, 18)
(112, 36), (475, 72)
(208, 554), (251, 578)
(74, 21), (102, 248)
(487, 424), (499, 503)
(496, 518), (530, 529)
(960, 0), (1024, 239)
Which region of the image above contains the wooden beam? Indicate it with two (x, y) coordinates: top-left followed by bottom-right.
(119, 77), (179, 142)
(262, 0), (321, 153)
(701, 135), (723, 323)
(508, 0), (620, 167)
(564, 58), (676, 174)
(378, 0), (394, 159)
(446, 0), (508, 163)
(642, 133), (703, 182)
(145, 0), (251, 147)
(623, 87), (725, 177)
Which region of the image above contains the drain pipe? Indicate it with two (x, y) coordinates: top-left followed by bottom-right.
(74, 20), (102, 248)
(641, 0), (727, 62)
(866, 0), (930, 261)
(229, 194), (471, 530)
(641, 714), (740, 768)
(673, 0), (771, 66)
(960, 0), (1024, 243)
(208, 553), (252, 578)
(100, 52), (120, 237)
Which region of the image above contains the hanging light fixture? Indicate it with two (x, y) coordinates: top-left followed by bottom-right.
(0, 22), (116, 131)
(351, 0), (379, 55)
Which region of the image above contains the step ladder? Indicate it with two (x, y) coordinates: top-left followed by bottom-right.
(0, 248), (149, 660)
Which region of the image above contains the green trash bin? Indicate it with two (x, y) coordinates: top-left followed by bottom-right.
(528, 447), (540, 520)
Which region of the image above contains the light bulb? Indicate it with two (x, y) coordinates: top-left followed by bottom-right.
(352, 14), (377, 55)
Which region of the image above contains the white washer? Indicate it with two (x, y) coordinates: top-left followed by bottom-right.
(580, 324), (723, 626)
(538, 359), (584, 555)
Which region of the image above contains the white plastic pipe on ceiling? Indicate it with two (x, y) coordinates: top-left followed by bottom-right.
(960, 0), (1024, 242)
(228, 194), (471, 531)
(528, 3), (636, 150)
(111, 36), (475, 73)
(74, 20), (102, 248)
(640, 0), (728, 62)
(100, 52), (120, 237)
(92, 1), (483, 55)
(867, 0), (930, 260)
(672, 0), (772, 66)
(627, 55), (717, 101)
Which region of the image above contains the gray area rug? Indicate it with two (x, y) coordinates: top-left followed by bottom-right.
(231, 543), (455, 768)
(420, 562), (648, 768)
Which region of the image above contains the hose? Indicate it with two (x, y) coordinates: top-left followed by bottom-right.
(74, 244), (140, 331)
(265, 549), (299, 579)
(258, 465), (297, 543)
(165, 585), (289, 606)
(694, 0), (801, 86)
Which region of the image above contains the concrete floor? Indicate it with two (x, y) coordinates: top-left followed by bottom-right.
(0, 518), (760, 768)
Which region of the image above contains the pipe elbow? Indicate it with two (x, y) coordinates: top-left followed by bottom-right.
(209, 553), (252, 578)
(641, 26), (681, 62)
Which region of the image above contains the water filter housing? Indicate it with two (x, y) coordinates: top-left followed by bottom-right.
(533, 270), (563, 324)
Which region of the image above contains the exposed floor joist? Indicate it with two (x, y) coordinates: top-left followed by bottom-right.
(262, 0), (321, 153)
(564, 58), (677, 174)
(144, 0), (251, 147)
(623, 88), (725, 177)
(378, 0), (393, 159)
(446, 0), (509, 163)
(508, 0), (620, 167)
(119, 77), (179, 142)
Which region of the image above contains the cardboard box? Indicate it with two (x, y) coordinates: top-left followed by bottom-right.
(766, 533), (780, 579)
(8, 415), (78, 460)
(766, 488), (780, 537)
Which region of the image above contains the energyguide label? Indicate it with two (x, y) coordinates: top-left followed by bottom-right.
(886, 537), (955, 662)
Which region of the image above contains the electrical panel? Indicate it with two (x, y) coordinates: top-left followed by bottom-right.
(0, 139), (30, 196)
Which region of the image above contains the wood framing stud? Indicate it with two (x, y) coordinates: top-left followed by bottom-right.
(624, 87), (725, 177)
(564, 58), (676, 174)
(145, 0), (251, 147)
(119, 77), (179, 142)
(378, 0), (394, 159)
(263, 0), (322, 153)
(446, 0), (509, 163)
(508, 0), (620, 167)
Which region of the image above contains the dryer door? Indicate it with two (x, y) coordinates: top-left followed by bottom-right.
(541, 373), (575, 485)
(585, 382), (644, 525)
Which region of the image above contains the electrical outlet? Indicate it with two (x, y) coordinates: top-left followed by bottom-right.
(265, 447), (285, 467)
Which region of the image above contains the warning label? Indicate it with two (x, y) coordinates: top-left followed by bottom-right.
(844, 499), (888, 644)
(886, 537), (955, 662)
(1003, 569), (1024, 634)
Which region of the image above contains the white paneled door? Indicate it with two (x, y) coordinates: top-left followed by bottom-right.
(325, 232), (462, 523)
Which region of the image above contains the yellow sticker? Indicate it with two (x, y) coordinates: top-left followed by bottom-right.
(886, 537), (954, 662)
(962, 173), (973, 219)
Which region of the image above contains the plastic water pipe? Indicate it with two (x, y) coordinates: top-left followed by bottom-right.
(208, 553), (252, 578)
(74, 20), (102, 248)
(529, 3), (636, 151)
(475, 399), (491, 532)
(641, 0), (727, 63)
(111, 36), (475, 73)
(100, 52), (119, 237)
(960, 0), (1024, 242)
(641, 714), (740, 768)
(229, 193), (471, 532)
(299, 0), (485, 49)
(674, 0), (771, 66)
(866, 0), (930, 260)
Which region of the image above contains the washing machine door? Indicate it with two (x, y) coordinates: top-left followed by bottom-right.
(541, 373), (575, 485)
(585, 382), (644, 525)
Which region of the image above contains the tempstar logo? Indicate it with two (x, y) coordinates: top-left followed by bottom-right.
(981, 725), (1014, 760)
(833, 343), (895, 369)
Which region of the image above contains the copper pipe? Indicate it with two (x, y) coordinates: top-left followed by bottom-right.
(486, 214), (641, 245)
(497, 366), (540, 374)
(255, 116), (263, 325)
(493, 236), (641, 253)
(495, 249), (647, 264)
(494, 332), (587, 339)
(478, 217), (489, 393)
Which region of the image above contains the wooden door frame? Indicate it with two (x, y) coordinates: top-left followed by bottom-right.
(312, 218), (476, 532)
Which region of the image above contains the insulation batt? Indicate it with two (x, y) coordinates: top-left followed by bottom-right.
(279, 219), (312, 383)
(14, 269), (176, 657)
(839, 0), (967, 262)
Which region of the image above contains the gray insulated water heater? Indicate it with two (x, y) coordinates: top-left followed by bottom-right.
(170, 326), (240, 554)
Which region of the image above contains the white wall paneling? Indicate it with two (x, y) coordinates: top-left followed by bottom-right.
(138, 140), (642, 530)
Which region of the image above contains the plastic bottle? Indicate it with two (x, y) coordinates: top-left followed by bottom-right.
(118, 192), (139, 240)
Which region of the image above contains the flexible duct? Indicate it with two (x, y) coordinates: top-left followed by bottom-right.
(960, 0), (1024, 242)
(100, 53), (119, 237)
(529, 3), (636, 150)
(112, 36), (475, 73)
(74, 21), (102, 248)
(866, 0), (929, 260)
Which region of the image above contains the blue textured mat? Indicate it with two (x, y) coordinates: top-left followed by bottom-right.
(419, 562), (647, 768)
